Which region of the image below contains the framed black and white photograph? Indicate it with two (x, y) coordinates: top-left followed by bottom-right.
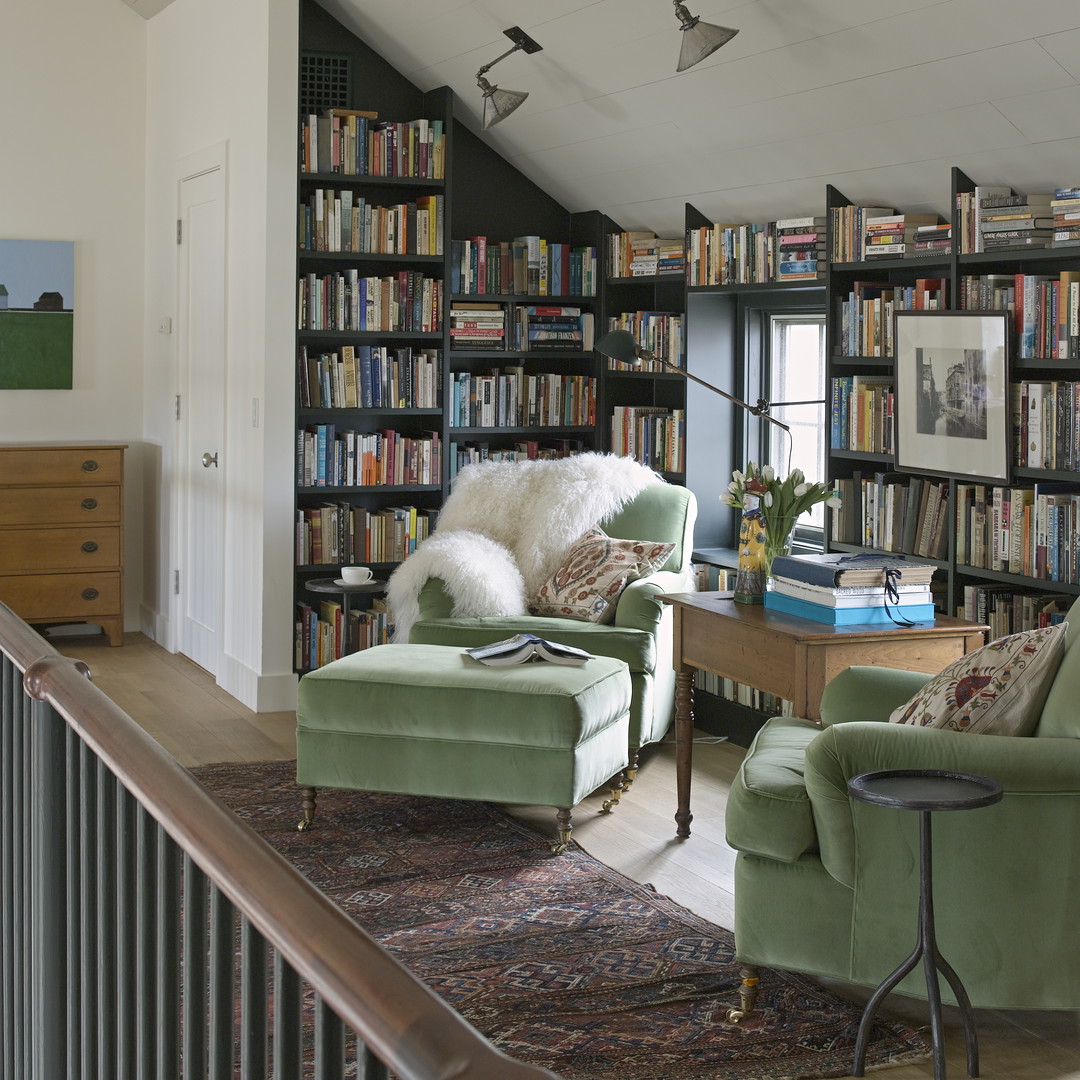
(894, 310), (1010, 483)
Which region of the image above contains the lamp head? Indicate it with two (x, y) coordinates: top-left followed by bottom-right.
(673, 1), (739, 71)
(477, 74), (530, 130)
(595, 329), (646, 366)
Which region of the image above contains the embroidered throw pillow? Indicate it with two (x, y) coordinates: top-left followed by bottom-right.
(889, 622), (1067, 736)
(529, 527), (675, 624)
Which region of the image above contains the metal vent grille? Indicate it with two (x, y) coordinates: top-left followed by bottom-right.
(299, 52), (351, 117)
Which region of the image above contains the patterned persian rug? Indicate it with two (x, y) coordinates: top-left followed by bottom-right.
(194, 760), (930, 1080)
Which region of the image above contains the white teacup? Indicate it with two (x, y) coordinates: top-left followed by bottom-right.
(341, 566), (373, 585)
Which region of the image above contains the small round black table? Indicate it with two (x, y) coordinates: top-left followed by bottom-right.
(303, 577), (385, 649)
(847, 769), (1003, 1080)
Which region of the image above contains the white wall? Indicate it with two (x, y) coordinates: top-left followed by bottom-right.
(143, 0), (298, 709)
(0, 0), (148, 628)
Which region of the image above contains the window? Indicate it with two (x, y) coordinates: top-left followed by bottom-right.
(764, 314), (827, 535)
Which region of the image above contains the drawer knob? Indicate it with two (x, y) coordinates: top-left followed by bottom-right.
(81, 459), (99, 473)
(81, 588), (99, 601)
(81, 498), (99, 511)
(81, 541), (99, 554)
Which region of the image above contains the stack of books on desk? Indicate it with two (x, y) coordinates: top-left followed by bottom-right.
(765, 553), (937, 625)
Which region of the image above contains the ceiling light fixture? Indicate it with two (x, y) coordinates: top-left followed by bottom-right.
(673, 1), (739, 72)
(475, 26), (543, 130)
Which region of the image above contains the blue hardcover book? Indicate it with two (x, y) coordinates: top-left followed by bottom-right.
(769, 552), (937, 588)
(764, 591), (936, 625)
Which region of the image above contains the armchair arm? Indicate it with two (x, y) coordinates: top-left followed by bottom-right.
(615, 570), (695, 634)
(805, 721), (1080, 887)
(818, 665), (933, 726)
(416, 578), (454, 621)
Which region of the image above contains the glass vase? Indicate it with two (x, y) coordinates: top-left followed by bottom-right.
(762, 513), (800, 585)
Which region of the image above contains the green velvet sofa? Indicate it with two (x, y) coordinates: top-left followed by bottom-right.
(408, 483), (698, 788)
(725, 604), (1080, 1010)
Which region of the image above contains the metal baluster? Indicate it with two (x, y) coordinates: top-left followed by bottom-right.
(156, 828), (181, 1080)
(182, 854), (208, 1080)
(96, 758), (117, 1080)
(1, 658), (15, 1080)
(239, 918), (268, 1080)
(115, 780), (136, 1080)
(135, 804), (157, 1079)
(79, 743), (98, 1080)
(358, 1039), (389, 1080)
(272, 950), (302, 1080)
(14, 679), (27, 1078)
(314, 995), (345, 1080)
(30, 698), (67, 1079)
(65, 724), (82, 1080)
(208, 885), (236, 1078)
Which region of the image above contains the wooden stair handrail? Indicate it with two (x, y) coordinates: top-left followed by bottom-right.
(1, 603), (559, 1080)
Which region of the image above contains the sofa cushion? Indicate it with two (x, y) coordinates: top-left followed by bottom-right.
(528, 527), (675, 623)
(725, 716), (823, 862)
(889, 622), (1067, 736)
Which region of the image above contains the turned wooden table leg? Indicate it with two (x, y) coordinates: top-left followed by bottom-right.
(675, 667), (694, 838)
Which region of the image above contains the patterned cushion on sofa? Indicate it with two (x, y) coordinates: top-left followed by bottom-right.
(889, 622), (1067, 736)
(529, 527), (674, 624)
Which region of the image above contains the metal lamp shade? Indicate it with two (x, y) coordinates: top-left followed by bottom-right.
(595, 329), (643, 365)
(481, 83), (530, 129)
(677, 19), (739, 71)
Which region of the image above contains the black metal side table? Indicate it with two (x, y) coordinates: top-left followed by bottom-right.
(847, 769), (1003, 1080)
(303, 577), (385, 654)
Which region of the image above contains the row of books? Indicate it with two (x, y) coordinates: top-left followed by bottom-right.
(835, 277), (947, 357)
(694, 668), (795, 719)
(862, 213), (945, 260)
(448, 371), (597, 429)
(449, 236), (598, 297)
(297, 271), (442, 333)
(297, 345), (440, 409)
(448, 439), (587, 479)
(603, 310), (683, 369)
(298, 190), (443, 255)
(686, 216), (826, 286)
(300, 109), (445, 179)
(955, 187), (1080, 254)
(449, 303), (595, 353)
(956, 481), (1080, 583)
(296, 426), (441, 488)
(957, 271), (1080, 360)
(830, 375), (894, 455)
(959, 585), (1071, 637)
(295, 503), (436, 566)
(1014, 380), (1080, 471)
(295, 599), (392, 672)
(610, 406), (685, 473)
(831, 474), (951, 560)
(606, 231), (685, 278)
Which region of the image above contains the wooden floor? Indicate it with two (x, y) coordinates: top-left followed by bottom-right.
(52, 629), (1080, 1080)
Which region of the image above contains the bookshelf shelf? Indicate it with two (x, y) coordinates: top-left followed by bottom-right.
(449, 425), (593, 436)
(299, 173), (445, 189)
(298, 251), (443, 265)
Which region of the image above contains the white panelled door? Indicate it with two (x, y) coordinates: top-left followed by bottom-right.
(176, 163), (226, 674)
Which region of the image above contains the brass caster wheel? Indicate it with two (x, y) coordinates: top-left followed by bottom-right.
(297, 819), (312, 832)
(726, 1008), (747, 1023)
(550, 840), (569, 855)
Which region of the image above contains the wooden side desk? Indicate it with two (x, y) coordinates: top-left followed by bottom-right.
(663, 591), (989, 837)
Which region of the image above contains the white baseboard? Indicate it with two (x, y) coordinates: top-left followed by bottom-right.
(218, 652), (298, 713)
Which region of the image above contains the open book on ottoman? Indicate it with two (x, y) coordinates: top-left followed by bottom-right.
(466, 634), (594, 666)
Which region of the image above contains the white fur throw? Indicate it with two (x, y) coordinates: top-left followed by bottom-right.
(387, 453), (661, 641)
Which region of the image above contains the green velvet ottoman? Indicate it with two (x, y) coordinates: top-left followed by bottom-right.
(295, 643), (632, 853)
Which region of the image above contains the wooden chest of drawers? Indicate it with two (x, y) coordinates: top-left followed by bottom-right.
(0, 444), (126, 646)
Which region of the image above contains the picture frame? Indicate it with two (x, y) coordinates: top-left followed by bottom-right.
(894, 309), (1011, 483)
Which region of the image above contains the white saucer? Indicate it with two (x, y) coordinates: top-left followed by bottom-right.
(334, 577), (374, 587)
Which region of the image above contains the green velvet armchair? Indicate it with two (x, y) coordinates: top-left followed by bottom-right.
(725, 602), (1080, 1011)
(408, 483), (698, 793)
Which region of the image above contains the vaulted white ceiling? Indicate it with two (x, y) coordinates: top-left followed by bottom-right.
(315, 0), (1080, 238)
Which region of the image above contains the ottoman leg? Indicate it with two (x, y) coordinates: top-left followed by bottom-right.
(601, 769), (628, 812)
(551, 808), (573, 855)
(297, 786), (318, 832)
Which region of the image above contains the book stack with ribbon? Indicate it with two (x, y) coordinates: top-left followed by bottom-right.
(765, 553), (938, 625)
